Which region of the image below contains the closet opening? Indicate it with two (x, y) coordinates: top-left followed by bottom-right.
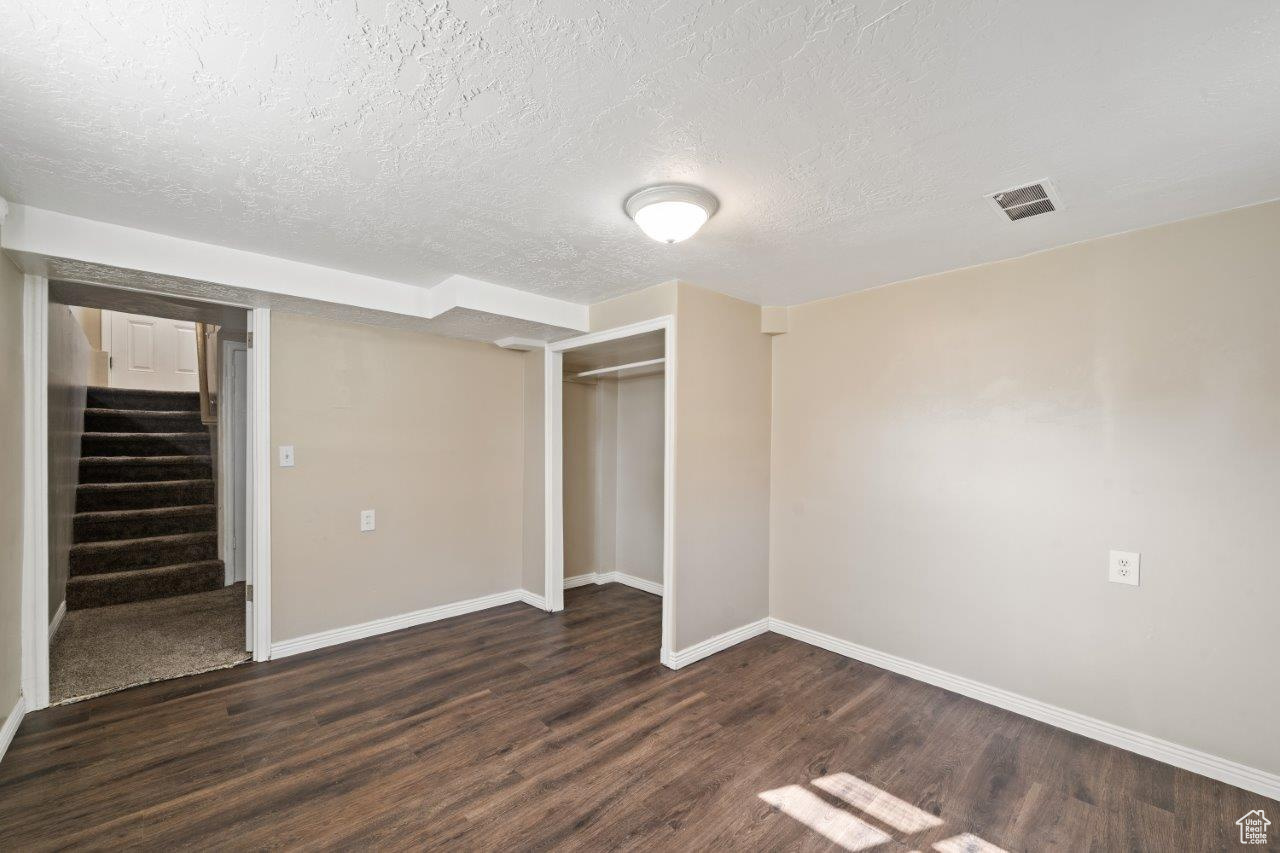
(545, 317), (675, 665)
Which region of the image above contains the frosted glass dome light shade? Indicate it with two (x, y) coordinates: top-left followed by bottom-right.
(634, 201), (708, 243)
(624, 184), (719, 244)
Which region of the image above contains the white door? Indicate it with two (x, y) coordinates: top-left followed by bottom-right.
(105, 311), (200, 392)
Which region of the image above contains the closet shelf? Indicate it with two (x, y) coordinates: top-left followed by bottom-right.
(576, 358), (665, 379)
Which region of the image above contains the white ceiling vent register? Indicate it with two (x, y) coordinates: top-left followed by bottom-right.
(987, 179), (1063, 222)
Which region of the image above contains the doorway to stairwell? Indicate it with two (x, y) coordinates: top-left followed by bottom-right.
(45, 282), (251, 703)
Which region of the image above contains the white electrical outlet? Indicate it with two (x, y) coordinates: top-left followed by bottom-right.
(360, 509), (376, 532)
(278, 445), (295, 467)
(1109, 550), (1140, 586)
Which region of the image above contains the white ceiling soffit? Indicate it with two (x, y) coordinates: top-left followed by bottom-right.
(1, 204), (587, 343)
(1, 2), (1279, 306)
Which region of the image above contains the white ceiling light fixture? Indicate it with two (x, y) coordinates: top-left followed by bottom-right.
(624, 184), (719, 244)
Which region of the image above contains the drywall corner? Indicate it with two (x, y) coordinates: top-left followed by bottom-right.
(761, 305), (789, 335)
(521, 347), (546, 597)
(671, 281), (772, 651)
(589, 281), (677, 331)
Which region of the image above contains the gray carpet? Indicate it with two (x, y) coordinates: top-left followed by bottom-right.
(72, 386), (222, 609)
(50, 583), (250, 704)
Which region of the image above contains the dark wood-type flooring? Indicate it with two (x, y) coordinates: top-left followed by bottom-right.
(1, 584), (1274, 850)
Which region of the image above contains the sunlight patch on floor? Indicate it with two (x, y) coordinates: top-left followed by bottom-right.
(758, 785), (891, 851)
(932, 832), (1008, 852)
(758, 772), (1008, 853)
(812, 771), (944, 834)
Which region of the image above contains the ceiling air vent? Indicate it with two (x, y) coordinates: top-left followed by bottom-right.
(988, 179), (1063, 222)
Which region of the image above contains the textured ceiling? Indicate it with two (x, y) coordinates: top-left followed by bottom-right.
(2, 0), (1279, 306)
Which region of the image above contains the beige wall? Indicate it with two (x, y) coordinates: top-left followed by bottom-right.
(0, 253), (24, 715)
(594, 379), (618, 575)
(560, 373), (665, 586)
(615, 373), (664, 584)
(68, 306), (101, 350)
(770, 200), (1280, 775)
(521, 348), (545, 596)
(562, 380), (598, 577)
(589, 280), (675, 330)
(67, 306), (107, 386)
(270, 313), (525, 641)
(586, 281), (772, 648)
(672, 283), (772, 649)
(47, 303), (91, 620)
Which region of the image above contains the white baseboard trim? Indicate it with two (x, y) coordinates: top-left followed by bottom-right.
(606, 571), (663, 596)
(48, 600), (66, 640)
(517, 589), (548, 610)
(271, 589), (526, 659)
(562, 570), (663, 596)
(667, 617), (770, 670)
(768, 618), (1280, 801)
(0, 697), (24, 766)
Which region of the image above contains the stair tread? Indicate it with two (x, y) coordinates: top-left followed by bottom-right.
(75, 504), (216, 522)
(79, 478), (214, 490)
(67, 559), (224, 608)
(88, 386), (198, 395)
(82, 431), (208, 438)
(72, 388), (217, 608)
(85, 407), (203, 416)
(86, 387), (201, 414)
(80, 450), (212, 458)
(67, 560), (224, 583)
(78, 457), (214, 486)
(70, 531), (217, 554)
(81, 432), (210, 458)
(76, 479), (215, 512)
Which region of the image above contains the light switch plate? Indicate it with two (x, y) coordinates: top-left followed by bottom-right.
(1109, 550), (1140, 586)
(279, 445), (295, 467)
(360, 509), (375, 532)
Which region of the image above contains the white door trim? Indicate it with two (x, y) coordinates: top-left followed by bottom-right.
(545, 315), (676, 667)
(542, 346), (564, 613)
(20, 274), (50, 709)
(218, 338), (233, 578)
(19, 281), (272, 713)
(247, 309), (272, 660)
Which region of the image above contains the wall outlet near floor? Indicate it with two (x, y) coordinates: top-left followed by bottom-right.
(360, 509), (376, 532)
(1109, 550), (1140, 586)
(279, 445), (295, 467)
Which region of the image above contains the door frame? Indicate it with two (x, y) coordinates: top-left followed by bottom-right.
(20, 276), (49, 709)
(544, 315), (676, 667)
(20, 275), (274, 710)
(246, 308), (272, 663)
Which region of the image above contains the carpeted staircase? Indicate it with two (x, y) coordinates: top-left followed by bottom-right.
(69, 387), (223, 609)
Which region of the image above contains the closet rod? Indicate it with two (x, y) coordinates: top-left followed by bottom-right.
(576, 357), (665, 379)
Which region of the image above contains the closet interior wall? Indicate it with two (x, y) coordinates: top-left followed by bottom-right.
(562, 370), (664, 590)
